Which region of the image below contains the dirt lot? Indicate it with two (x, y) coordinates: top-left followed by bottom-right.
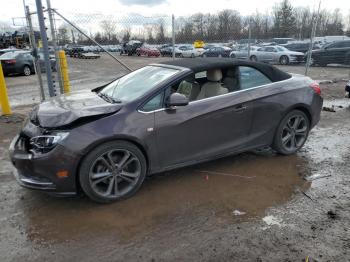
(0, 56), (350, 261)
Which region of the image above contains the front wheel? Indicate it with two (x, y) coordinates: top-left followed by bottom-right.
(79, 141), (147, 203)
(279, 55), (289, 65)
(23, 65), (31, 76)
(273, 110), (310, 155)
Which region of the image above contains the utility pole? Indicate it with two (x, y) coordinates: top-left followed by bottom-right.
(305, 0), (322, 76)
(25, 5), (45, 101)
(35, 0), (56, 97)
(172, 14), (175, 60)
(46, 0), (63, 94)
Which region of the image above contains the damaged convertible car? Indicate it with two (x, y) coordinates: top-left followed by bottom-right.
(9, 59), (323, 203)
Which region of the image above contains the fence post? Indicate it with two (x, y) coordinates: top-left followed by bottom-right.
(47, 0), (64, 94)
(58, 50), (71, 93)
(305, 0), (322, 76)
(0, 64), (11, 115)
(25, 5), (45, 101)
(35, 0), (56, 97)
(172, 14), (175, 60)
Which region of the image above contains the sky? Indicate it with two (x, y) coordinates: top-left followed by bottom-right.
(1, 0), (349, 27)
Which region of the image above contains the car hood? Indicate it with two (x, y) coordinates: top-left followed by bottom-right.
(31, 90), (122, 128)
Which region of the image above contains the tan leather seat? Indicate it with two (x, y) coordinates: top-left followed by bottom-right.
(196, 69), (228, 100)
(177, 80), (200, 101)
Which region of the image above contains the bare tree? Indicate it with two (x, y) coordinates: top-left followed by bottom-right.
(100, 20), (117, 42)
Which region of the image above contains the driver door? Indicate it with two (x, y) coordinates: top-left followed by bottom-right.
(154, 77), (254, 169)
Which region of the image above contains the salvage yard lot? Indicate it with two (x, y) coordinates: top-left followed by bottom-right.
(4, 53), (350, 106)
(1, 55), (350, 261)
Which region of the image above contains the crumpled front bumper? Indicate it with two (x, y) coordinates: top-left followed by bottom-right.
(9, 134), (80, 196)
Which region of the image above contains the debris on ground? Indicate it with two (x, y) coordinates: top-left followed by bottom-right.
(322, 106), (336, 112)
(262, 215), (283, 227)
(0, 114), (25, 124)
(232, 210), (246, 216)
(327, 210), (337, 219)
(305, 173), (331, 181)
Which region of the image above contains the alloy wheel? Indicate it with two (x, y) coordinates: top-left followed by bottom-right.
(281, 115), (308, 152)
(89, 149), (141, 198)
(23, 66), (31, 76)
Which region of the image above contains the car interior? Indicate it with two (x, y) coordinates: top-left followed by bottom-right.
(174, 66), (271, 102)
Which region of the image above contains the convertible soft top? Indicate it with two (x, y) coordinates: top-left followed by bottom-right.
(158, 58), (291, 82)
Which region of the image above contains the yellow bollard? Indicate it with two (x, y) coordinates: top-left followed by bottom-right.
(0, 63), (12, 115)
(58, 50), (71, 94)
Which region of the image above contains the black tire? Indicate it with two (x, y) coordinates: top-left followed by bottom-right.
(272, 110), (310, 155)
(191, 53), (195, 58)
(79, 141), (147, 203)
(279, 55), (289, 65)
(250, 55), (257, 62)
(230, 54), (236, 58)
(23, 65), (31, 76)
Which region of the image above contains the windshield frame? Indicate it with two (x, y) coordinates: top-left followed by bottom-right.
(98, 65), (183, 104)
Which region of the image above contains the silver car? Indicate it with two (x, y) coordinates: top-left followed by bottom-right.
(251, 46), (305, 65)
(230, 46), (260, 60)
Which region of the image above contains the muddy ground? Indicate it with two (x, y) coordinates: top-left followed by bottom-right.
(0, 59), (350, 261)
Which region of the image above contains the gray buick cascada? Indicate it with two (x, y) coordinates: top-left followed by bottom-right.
(9, 58), (323, 203)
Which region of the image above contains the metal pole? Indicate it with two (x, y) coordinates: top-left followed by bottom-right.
(248, 17), (251, 59)
(35, 0), (56, 97)
(46, 0), (63, 94)
(52, 9), (132, 72)
(172, 14), (175, 60)
(25, 5), (45, 101)
(305, 0), (322, 76)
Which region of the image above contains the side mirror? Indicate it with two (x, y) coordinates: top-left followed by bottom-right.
(166, 93), (189, 108)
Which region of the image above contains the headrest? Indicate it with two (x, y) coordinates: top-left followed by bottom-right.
(226, 68), (236, 77)
(207, 69), (222, 82)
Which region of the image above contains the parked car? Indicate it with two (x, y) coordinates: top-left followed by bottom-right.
(136, 46), (161, 57)
(0, 50), (56, 76)
(251, 46), (305, 65)
(346, 81), (350, 98)
(0, 51), (34, 76)
(9, 58), (323, 203)
(68, 46), (87, 58)
(202, 46), (231, 57)
(159, 46), (173, 57)
(284, 42), (321, 54)
(179, 46), (205, 58)
(120, 40), (143, 56)
(230, 46), (260, 59)
(310, 40), (350, 66)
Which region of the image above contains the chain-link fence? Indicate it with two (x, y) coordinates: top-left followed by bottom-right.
(3, 0), (350, 103)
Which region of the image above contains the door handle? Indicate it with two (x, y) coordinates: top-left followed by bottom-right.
(233, 104), (247, 112)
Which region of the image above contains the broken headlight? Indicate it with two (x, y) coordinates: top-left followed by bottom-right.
(29, 132), (69, 153)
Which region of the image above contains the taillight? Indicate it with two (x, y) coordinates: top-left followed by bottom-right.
(5, 59), (16, 64)
(310, 82), (321, 95)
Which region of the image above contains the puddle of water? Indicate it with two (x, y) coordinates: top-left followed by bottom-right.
(17, 153), (309, 245)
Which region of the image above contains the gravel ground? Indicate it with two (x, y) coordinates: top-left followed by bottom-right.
(0, 56), (349, 261)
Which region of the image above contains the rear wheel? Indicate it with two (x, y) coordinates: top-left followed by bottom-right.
(279, 55), (289, 65)
(273, 110), (310, 155)
(23, 65), (31, 76)
(79, 141), (147, 203)
(191, 53), (195, 58)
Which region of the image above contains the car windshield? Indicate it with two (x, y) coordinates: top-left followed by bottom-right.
(100, 66), (179, 103)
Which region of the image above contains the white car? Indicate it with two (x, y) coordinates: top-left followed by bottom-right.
(230, 46), (260, 59)
(251, 46), (305, 65)
(180, 46), (205, 58)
